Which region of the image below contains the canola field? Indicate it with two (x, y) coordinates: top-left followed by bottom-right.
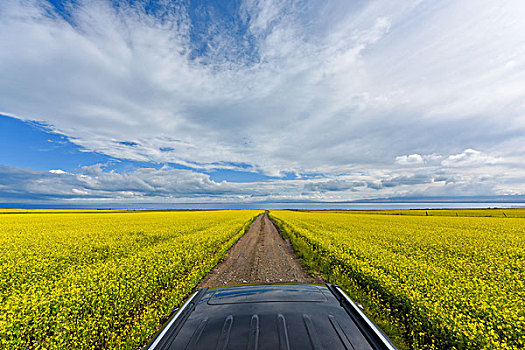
(317, 208), (525, 218)
(0, 210), (261, 349)
(270, 210), (525, 349)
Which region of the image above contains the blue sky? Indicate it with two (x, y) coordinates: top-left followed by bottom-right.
(1, 0), (525, 205)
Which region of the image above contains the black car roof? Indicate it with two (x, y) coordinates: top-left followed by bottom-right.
(146, 284), (397, 350)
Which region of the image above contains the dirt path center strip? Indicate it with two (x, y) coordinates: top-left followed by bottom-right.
(198, 212), (322, 288)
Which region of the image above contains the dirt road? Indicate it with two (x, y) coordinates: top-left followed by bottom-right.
(198, 212), (321, 288)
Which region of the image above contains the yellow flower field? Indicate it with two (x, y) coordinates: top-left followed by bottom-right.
(0, 210), (261, 349)
(269, 210), (525, 349)
(318, 208), (525, 218)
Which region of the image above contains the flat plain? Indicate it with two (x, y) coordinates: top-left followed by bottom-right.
(2, 208), (524, 349)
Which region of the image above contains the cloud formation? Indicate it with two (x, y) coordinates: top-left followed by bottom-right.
(1, 0), (525, 202)
(2, 154), (524, 204)
(441, 149), (501, 168)
(395, 154), (424, 166)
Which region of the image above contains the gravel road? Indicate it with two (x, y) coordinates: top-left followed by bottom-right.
(198, 212), (322, 288)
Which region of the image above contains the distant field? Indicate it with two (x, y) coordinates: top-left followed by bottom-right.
(0, 210), (261, 349)
(270, 210), (525, 349)
(296, 208), (525, 218)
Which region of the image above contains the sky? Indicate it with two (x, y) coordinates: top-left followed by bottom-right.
(1, 0), (525, 206)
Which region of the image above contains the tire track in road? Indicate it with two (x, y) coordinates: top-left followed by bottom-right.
(198, 212), (322, 288)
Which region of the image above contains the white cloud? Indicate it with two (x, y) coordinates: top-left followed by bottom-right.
(71, 188), (89, 195)
(441, 149), (501, 168)
(395, 154), (424, 165)
(1, 0), (525, 200)
(49, 169), (68, 175)
(2, 158), (525, 204)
